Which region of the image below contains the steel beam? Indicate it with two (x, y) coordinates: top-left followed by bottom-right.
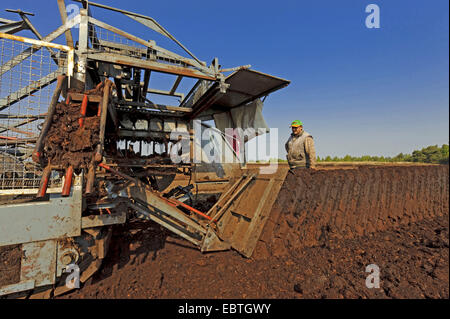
(117, 129), (172, 140)
(0, 114), (46, 119)
(0, 69), (62, 111)
(76, 9), (89, 86)
(127, 186), (206, 235)
(0, 20), (27, 34)
(0, 117), (41, 134)
(0, 124), (34, 136)
(86, 52), (217, 80)
(189, 82), (229, 119)
(0, 137), (36, 145)
(170, 75), (183, 95)
(118, 100), (192, 113)
(129, 202), (202, 247)
(147, 88), (184, 101)
(57, 0), (74, 48)
(87, 16), (208, 71)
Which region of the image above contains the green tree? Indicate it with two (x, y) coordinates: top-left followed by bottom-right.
(319, 144), (448, 164)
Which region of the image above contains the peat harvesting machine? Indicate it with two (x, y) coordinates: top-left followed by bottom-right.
(0, 0), (290, 297)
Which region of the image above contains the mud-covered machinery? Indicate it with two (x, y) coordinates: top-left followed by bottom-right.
(0, 0), (289, 297)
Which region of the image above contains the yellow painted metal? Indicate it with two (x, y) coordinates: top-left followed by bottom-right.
(0, 32), (74, 77)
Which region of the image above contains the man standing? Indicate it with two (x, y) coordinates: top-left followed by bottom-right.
(285, 120), (316, 169)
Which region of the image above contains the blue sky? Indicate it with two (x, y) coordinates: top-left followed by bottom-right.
(1, 0), (448, 159)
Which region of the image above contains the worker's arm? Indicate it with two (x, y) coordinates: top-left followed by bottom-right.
(285, 139), (290, 161)
(305, 136), (316, 168)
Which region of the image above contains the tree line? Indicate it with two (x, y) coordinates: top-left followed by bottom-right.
(316, 144), (449, 164)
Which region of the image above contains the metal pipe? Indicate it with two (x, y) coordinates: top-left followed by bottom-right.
(0, 135), (17, 140)
(179, 79), (202, 108)
(85, 163), (95, 194)
(95, 80), (111, 162)
(96, 81), (105, 116)
(32, 75), (66, 163)
(36, 165), (52, 198)
(0, 137), (36, 145)
(78, 94), (88, 127)
(61, 165), (74, 196)
(5, 9), (34, 16)
(0, 114), (46, 119)
(98, 162), (138, 184)
(0, 31), (72, 51)
(166, 197), (212, 221)
(98, 162), (210, 221)
(97, 103), (102, 117)
(0, 124), (34, 136)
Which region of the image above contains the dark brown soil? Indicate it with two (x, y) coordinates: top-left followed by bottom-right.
(43, 90), (102, 169)
(59, 213), (449, 299)
(54, 165), (448, 299)
(0, 244), (21, 287)
(1, 165), (446, 299)
(256, 165), (449, 257)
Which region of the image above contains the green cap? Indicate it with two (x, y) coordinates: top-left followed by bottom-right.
(290, 120), (303, 127)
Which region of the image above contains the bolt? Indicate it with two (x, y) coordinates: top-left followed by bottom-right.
(61, 252), (74, 265)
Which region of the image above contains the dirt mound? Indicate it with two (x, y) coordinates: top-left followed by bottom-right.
(59, 213), (448, 299)
(256, 165), (449, 257)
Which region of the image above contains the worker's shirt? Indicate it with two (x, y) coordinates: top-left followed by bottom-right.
(285, 131), (316, 168)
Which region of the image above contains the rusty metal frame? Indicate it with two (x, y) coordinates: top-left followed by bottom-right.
(0, 32), (74, 73)
(73, 0), (205, 66)
(0, 30), (75, 191)
(74, 10), (228, 110)
(0, 3), (292, 297)
(87, 17), (208, 71)
(0, 32), (74, 118)
(86, 52), (217, 81)
(0, 14), (80, 77)
(0, 17), (28, 34)
(0, 173), (126, 297)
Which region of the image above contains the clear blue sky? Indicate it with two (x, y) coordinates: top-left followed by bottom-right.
(2, 0), (448, 159)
